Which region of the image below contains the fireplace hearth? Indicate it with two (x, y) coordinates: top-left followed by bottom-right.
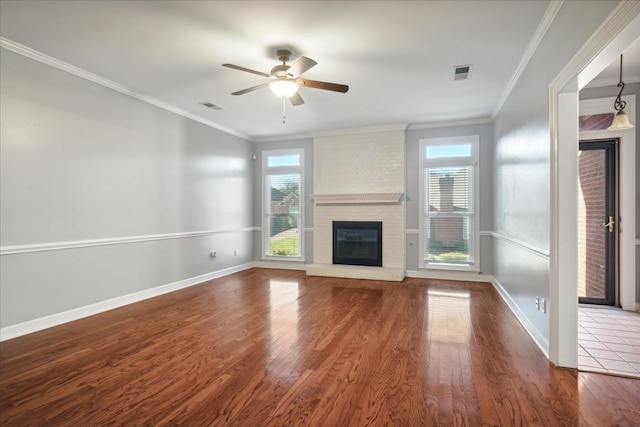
(333, 221), (382, 267)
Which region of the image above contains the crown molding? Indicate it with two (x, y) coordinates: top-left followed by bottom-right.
(407, 117), (492, 131)
(0, 37), (249, 141)
(492, 0), (564, 118)
(259, 118), (493, 141)
(252, 133), (314, 143)
(252, 118), (490, 142)
(551, 1), (640, 93)
(310, 123), (408, 138)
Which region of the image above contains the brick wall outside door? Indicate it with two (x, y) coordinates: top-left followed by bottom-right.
(578, 149), (607, 299)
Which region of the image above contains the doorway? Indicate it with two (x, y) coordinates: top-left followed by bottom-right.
(550, 4), (638, 368)
(577, 139), (617, 306)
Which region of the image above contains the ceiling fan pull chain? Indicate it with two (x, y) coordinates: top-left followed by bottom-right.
(282, 97), (287, 124)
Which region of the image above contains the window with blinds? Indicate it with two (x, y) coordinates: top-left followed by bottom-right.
(420, 136), (479, 271)
(263, 150), (304, 259)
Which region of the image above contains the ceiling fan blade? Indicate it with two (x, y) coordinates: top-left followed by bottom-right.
(290, 92), (304, 106)
(287, 56), (317, 77)
(231, 83), (268, 95)
(298, 79), (349, 93)
(223, 63), (270, 78)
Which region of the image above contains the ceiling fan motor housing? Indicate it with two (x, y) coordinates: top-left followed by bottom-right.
(272, 50), (293, 77)
(271, 64), (291, 78)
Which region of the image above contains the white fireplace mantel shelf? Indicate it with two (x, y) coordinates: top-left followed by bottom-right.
(310, 193), (404, 205)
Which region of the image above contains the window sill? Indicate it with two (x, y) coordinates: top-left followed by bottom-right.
(421, 263), (480, 273)
(262, 256), (305, 263)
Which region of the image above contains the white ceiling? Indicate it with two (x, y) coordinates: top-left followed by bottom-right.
(1, 0), (636, 141)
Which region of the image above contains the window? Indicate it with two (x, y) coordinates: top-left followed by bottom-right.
(263, 149), (304, 260)
(420, 136), (479, 271)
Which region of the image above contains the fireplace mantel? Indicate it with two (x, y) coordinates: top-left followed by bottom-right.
(310, 193), (404, 205)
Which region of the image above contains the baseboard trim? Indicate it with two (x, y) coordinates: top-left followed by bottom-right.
(0, 260), (561, 355)
(406, 269), (493, 283)
(490, 277), (550, 358)
(0, 262), (254, 342)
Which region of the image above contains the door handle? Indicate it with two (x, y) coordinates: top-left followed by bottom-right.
(599, 215), (615, 233)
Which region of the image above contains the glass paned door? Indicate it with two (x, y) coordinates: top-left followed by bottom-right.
(577, 139), (617, 305)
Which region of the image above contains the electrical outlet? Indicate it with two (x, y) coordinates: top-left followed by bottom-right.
(535, 297), (540, 311)
(210, 251), (217, 259)
(541, 299), (546, 313)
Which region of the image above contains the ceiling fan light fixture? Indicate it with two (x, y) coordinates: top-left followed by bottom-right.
(268, 79), (299, 98)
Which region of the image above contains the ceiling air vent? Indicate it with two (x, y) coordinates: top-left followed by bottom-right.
(201, 102), (223, 111)
(453, 65), (471, 81)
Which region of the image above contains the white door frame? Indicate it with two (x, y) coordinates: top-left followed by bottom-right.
(549, 2), (639, 367)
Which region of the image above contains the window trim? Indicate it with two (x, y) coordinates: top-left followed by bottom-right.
(262, 148), (305, 261)
(419, 135), (480, 272)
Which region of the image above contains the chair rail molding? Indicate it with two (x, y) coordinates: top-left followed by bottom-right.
(0, 227), (258, 256)
(480, 231), (550, 260)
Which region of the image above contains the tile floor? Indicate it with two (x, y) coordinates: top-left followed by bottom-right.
(578, 305), (640, 378)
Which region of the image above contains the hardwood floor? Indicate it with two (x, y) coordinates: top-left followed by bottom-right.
(1, 268), (639, 426)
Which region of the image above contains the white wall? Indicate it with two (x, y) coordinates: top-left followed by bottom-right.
(0, 49), (254, 333)
(491, 0), (619, 356)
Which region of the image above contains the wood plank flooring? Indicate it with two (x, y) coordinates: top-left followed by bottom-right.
(1, 268), (639, 426)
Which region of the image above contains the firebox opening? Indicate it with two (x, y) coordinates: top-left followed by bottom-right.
(333, 221), (382, 267)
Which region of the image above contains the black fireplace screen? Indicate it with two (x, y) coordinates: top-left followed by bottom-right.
(333, 221), (382, 267)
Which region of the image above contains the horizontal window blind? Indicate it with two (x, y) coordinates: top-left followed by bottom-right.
(265, 173), (301, 257)
(424, 166), (474, 265)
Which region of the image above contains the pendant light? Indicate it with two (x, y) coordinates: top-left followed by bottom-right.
(607, 54), (634, 130)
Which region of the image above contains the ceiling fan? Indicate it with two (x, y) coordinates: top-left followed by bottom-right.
(223, 49), (349, 106)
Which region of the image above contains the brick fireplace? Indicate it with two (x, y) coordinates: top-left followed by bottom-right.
(306, 126), (406, 281)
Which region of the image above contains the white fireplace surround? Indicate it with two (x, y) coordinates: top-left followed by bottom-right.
(307, 128), (406, 282)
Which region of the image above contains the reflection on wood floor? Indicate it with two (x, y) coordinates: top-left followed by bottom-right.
(1, 268), (639, 426)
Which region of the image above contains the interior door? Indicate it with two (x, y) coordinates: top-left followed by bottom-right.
(577, 139), (617, 306)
